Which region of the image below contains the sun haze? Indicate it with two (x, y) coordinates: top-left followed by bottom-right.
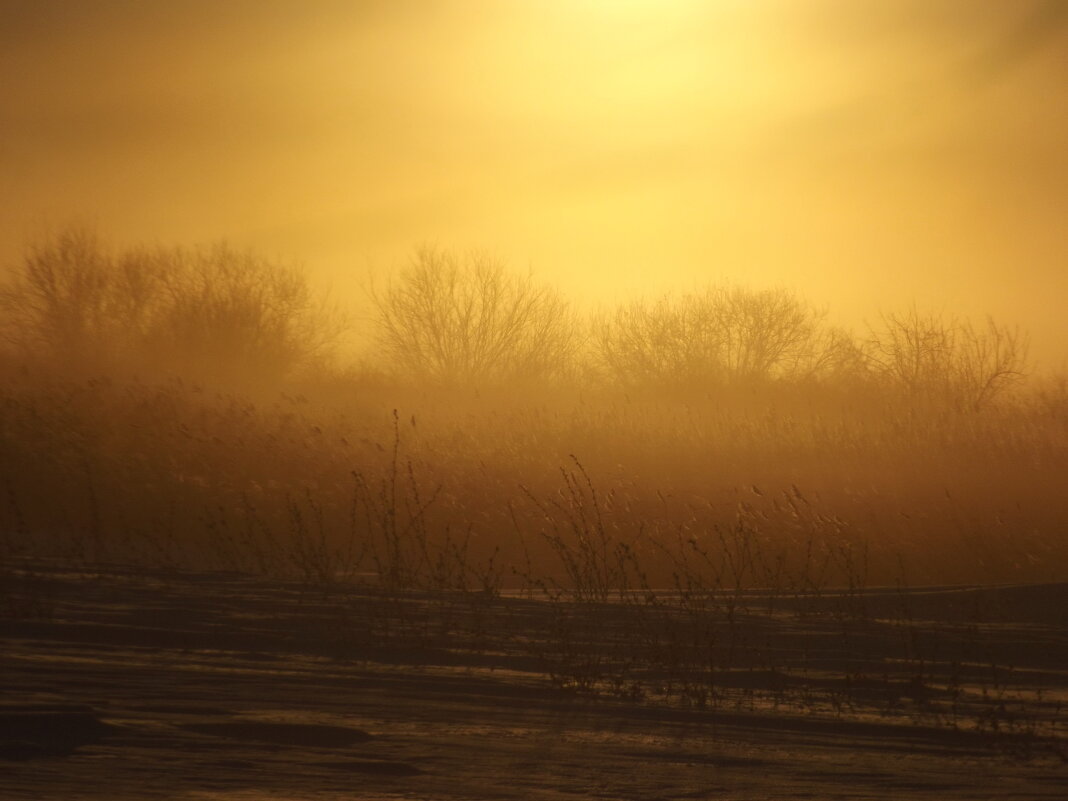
(6, 4), (1068, 793)
(1, 0), (1066, 363)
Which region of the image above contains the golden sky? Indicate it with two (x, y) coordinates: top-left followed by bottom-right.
(2, 0), (1066, 363)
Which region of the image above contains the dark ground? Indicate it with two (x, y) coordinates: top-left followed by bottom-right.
(2, 562), (1066, 800)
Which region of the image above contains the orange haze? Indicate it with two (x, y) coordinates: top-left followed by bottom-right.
(2, 0), (1066, 365)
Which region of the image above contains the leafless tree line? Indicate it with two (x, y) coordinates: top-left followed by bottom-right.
(372, 248), (1028, 409)
(0, 232), (1029, 409)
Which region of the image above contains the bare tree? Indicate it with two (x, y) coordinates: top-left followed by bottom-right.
(371, 247), (578, 386)
(148, 244), (342, 384)
(954, 317), (1029, 410)
(592, 295), (725, 389)
(0, 228), (117, 360)
(865, 307), (1028, 410)
(715, 285), (826, 381)
(865, 308), (954, 396)
(0, 228), (344, 386)
(593, 285), (831, 391)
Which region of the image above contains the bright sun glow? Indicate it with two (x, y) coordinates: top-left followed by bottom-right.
(1, 0), (1066, 361)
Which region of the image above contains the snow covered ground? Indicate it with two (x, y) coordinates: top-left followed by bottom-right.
(2, 562), (1066, 800)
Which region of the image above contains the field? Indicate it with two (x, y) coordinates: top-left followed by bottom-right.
(2, 559), (1067, 800)
(2, 241), (1067, 798)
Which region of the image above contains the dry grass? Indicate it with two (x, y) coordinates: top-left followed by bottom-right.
(1, 357), (1065, 587)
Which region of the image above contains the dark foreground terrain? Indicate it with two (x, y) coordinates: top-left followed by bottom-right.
(2, 561), (1066, 800)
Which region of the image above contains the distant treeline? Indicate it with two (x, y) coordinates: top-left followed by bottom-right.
(0, 229), (1030, 411)
(1, 229), (1064, 589)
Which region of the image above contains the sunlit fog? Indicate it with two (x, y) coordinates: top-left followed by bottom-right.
(2, 5), (1068, 794)
(2, 0), (1066, 361)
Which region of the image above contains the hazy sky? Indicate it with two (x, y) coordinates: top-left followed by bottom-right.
(2, 0), (1066, 363)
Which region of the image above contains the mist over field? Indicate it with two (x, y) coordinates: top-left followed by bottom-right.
(0, 223), (1062, 588)
(1, 2), (1066, 797)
